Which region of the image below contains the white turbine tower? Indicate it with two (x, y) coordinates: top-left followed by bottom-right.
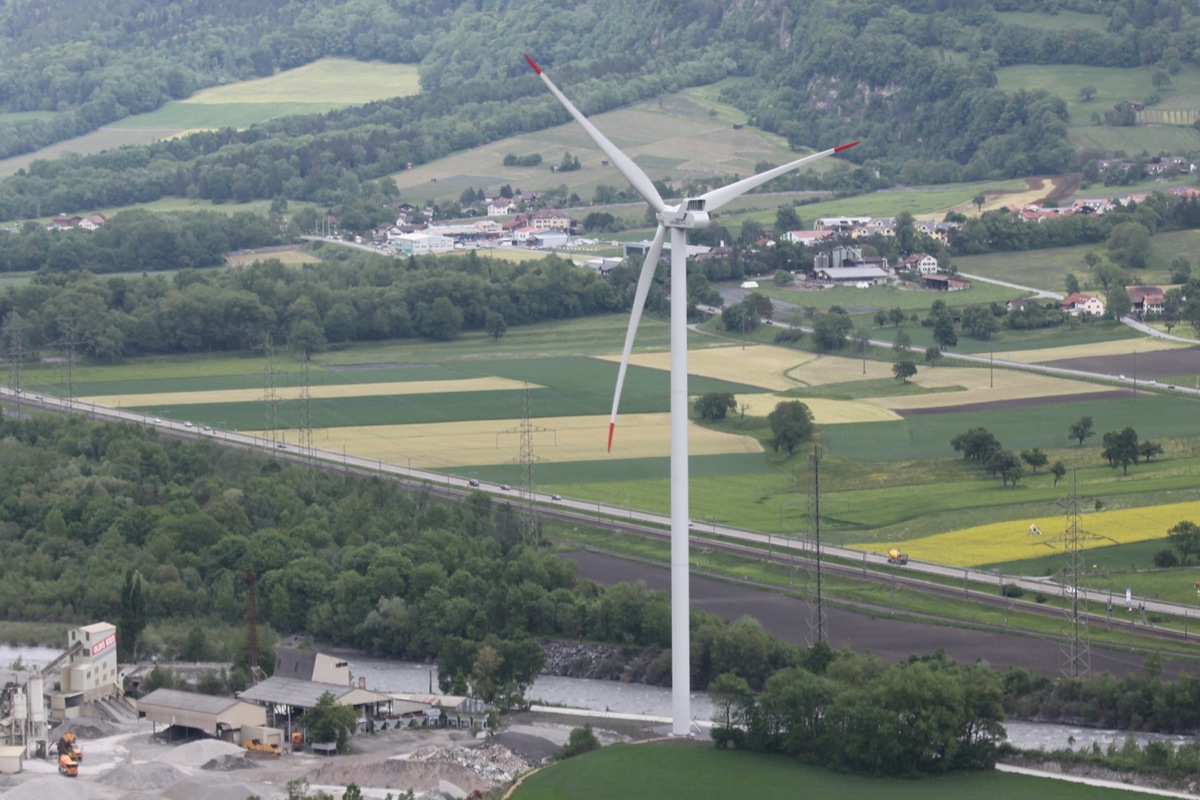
(526, 54), (858, 736)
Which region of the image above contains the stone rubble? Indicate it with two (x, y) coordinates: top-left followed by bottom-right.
(409, 743), (533, 785)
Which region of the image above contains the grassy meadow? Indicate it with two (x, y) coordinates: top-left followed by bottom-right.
(511, 741), (1169, 800)
(0, 59), (422, 178)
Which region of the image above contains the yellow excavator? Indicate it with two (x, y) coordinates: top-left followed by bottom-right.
(57, 731), (83, 762)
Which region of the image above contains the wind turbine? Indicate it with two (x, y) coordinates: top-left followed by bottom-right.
(526, 54), (858, 736)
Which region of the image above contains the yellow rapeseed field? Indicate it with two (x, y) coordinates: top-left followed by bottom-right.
(597, 346), (891, 390)
(852, 500), (1200, 567)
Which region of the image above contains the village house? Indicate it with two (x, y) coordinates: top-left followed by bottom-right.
(1060, 292), (1106, 317)
(785, 229), (835, 246)
(897, 253), (938, 275)
(1125, 286), (1165, 318)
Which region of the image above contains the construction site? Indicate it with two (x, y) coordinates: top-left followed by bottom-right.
(0, 622), (613, 800)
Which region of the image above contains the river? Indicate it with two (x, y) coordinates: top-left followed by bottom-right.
(2, 644), (1187, 752)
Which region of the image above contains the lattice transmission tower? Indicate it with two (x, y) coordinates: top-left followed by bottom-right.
(803, 444), (827, 645)
(500, 384), (552, 547)
(1050, 468), (1113, 679)
(261, 333), (279, 445)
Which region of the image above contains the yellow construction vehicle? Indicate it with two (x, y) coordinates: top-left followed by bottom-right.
(58, 753), (78, 777)
(243, 738), (282, 756)
(887, 548), (909, 565)
(57, 731), (83, 761)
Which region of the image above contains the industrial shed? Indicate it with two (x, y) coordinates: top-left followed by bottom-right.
(237, 676), (393, 734)
(137, 688), (266, 737)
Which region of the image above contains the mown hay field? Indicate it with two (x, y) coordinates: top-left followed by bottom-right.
(281, 413), (762, 468)
(853, 500), (1200, 568)
(77, 377), (536, 407)
(1000, 338), (1191, 364)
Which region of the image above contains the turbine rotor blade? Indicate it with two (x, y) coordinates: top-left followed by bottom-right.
(700, 140), (860, 213)
(525, 54), (666, 213)
(608, 224), (666, 451)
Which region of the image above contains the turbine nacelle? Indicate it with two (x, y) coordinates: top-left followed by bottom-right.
(659, 199), (710, 230)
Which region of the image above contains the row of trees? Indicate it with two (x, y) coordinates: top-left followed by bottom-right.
(951, 417), (1163, 486)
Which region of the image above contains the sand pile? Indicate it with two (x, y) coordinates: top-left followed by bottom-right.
(158, 740), (245, 768)
(96, 761), (187, 792)
(1, 775), (114, 800)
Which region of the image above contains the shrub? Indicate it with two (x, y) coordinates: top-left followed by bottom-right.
(1001, 584), (1024, 598)
(1153, 549), (1180, 568)
(556, 724), (601, 760)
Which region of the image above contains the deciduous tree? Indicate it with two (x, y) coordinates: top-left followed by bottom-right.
(768, 401), (814, 455)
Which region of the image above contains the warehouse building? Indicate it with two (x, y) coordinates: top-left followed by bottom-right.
(137, 688), (266, 739)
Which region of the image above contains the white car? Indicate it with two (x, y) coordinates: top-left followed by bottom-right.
(551, 494), (562, 501)
(183, 421), (193, 428)
(152, 417), (162, 424)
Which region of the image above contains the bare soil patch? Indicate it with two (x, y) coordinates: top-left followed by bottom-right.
(564, 550), (1191, 680)
(1044, 348), (1200, 381)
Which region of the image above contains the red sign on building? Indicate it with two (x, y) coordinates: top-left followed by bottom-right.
(91, 633), (116, 656)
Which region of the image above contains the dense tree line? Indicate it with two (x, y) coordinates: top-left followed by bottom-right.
(0, 251), (642, 360)
(0, 210), (281, 274)
(711, 651), (1005, 777)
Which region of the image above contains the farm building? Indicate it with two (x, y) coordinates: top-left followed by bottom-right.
(1126, 286), (1164, 317)
(922, 274), (971, 292)
(814, 265), (888, 285)
(137, 688), (266, 738)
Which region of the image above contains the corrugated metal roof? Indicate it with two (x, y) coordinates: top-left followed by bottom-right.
(138, 688), (243, 715)
(237, 677), (390, 709)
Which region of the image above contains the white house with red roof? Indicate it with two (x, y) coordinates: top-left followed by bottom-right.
(1060, 292), (1105, 317)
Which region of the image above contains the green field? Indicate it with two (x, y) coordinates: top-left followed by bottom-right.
(996, 63), (1200, 126)
(996, 10), (1108, 32)
(512, 742), (1167, 800)
(110, 59), (421, 131)
(0, 59), (421, 178)
(952, 229), (1200, 293)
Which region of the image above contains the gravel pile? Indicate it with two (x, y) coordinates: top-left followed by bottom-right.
(158, 740), (244, 768)
(96, 761), (186, 792)
(200, 753), (259, 771)
(162, 776), (285, 800)
(1, 776), (113, 800)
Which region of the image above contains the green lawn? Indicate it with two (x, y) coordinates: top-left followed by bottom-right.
(512, 742), (1168, 800)
(951, 230), (1200, 294)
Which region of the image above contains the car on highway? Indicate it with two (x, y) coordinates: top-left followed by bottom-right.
(183, 421), (193, 427)
(500, 484), (511, 491)
(468, 479), (480, 487)
(152, 417), (162, 424)
(551, 494), (562, 501)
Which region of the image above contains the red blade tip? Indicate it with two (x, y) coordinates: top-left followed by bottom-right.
(607, 422), (615, 452)
(524, 54), (541, 75)
(834, 140), (861, 153)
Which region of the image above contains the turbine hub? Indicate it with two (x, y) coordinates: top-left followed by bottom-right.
(659, 199), (710, 229)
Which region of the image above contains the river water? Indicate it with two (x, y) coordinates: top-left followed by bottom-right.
(2, 644), (1187, 752)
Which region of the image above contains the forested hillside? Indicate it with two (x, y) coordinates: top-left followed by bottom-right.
(1, 0), (1197, 221)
